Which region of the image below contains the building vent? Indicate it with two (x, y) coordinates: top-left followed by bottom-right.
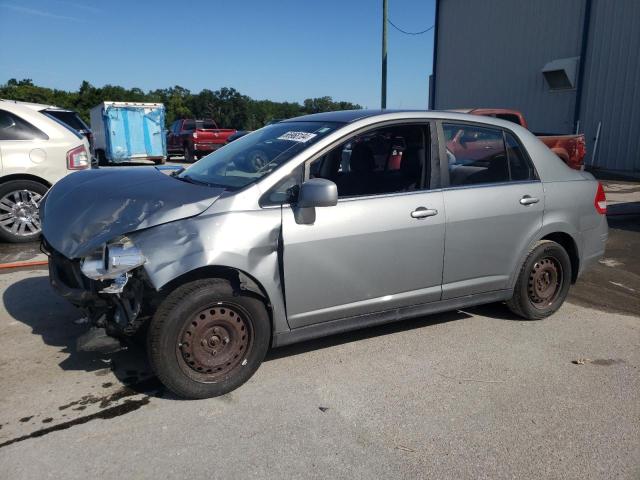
(542, 56), (579, 90)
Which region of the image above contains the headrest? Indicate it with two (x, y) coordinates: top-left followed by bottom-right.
(350, 143), (375, 173)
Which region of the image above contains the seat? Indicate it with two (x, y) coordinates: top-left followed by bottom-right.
(376, 146), (422, 193)
(335, 143), (376, 196)
(465, 154), (509, 184)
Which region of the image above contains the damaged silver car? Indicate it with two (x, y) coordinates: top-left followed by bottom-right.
(41, 110), (608, 399)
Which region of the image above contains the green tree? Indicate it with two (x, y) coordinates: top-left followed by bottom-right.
(0, 79), (361, 129)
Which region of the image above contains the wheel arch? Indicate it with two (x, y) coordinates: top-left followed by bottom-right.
(0, 173), (52, 188)
(539, 231), (580, 283)
(158, 265), (275, 335)
(509, 225), (581, 290)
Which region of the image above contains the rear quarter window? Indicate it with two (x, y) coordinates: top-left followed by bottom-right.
(0, 109), (49, 141)
(42, 110), (88, 132)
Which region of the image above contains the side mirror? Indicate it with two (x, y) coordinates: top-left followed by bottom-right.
(297, 178), (338, 208)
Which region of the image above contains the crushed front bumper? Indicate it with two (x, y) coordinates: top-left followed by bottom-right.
(45, 241), (150, 337)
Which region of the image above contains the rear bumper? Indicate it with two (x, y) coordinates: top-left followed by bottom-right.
(194, 143), (223, 153)
(578, 216), (609, 277)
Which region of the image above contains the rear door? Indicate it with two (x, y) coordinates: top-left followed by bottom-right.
(141, 106), (165, 157)
(440, 121), (544, 299)
(280, 122), (446, 329)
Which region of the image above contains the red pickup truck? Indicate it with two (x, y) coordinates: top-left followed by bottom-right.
(455, 108), (586, 170)
(167, 119), (236, 162)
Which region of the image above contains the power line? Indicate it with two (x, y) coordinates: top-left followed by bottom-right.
(388, 19), (434, 35)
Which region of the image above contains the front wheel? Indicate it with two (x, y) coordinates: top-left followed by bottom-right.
(147, 279), (270, 399)
(506, 240), (572, 320)
(0, 180), (48, 243)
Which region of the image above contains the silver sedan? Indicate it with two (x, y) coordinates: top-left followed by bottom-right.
(42, 110), (608, 399)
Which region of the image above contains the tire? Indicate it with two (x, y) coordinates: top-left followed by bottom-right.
(96, 149), (109, 166)
(183, 145), (194, 163)
(147, 279), (270, 399)
(506, 240), (572, 320)
(0, 180), (48, 243)
(154, 157), (167, 165)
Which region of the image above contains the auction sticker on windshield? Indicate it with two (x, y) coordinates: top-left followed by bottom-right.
(277, 131), (318, 143)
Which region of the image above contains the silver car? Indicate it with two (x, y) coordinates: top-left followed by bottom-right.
(41, 110), (608, 399)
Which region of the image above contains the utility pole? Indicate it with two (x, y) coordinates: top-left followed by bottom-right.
(381, 0), (388, 109)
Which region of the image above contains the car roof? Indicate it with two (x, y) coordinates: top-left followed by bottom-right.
(288, 109), (394, 123)
(286, 109), (521, 129)
(0, 99), (73, 112)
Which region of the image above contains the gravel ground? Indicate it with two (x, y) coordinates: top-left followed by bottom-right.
(0, 264), (638, 479)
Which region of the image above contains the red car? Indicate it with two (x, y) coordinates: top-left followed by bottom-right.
(167, 119), (236, 162)
(452, 108), (586, 170)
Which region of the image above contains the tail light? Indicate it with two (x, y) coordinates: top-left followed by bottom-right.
(192, 131), (199, 140)
(594, 182), (607, 214)
(67, 145), (90, 170)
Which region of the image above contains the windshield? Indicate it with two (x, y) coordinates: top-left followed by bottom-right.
(178, 121), (342, 190)
(197, 120), (217, 129)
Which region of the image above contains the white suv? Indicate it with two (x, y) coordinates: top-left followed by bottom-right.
(0, 100), (90, 242)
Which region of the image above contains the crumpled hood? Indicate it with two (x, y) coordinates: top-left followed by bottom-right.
(41, 167), (224, 258)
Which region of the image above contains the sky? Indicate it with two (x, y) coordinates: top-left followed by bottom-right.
(0, 0), (436, 108)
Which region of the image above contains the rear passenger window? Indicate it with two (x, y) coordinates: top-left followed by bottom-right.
(505, 132), (536, 181)
(0, 110), (48, 141)
(444, 124), (509, 186)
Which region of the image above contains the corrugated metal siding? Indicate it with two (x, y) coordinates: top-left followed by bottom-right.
(578, 0), (640, 171)
(434, 0), (585, 134)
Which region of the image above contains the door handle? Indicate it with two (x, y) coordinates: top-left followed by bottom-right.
(520, 195), (540, 206)
(411, 207), (438, 219)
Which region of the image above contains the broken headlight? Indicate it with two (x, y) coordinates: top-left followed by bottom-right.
(80, 236), (146, 280)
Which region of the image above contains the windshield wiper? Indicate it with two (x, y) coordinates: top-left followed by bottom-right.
(176, 174), (236, 190)
(177, 174), (213, 187)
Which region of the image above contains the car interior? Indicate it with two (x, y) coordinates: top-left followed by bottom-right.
(310, 125), (427, 197)
(444, 124), (534, 186)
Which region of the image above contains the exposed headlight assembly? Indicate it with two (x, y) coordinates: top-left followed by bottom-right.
(80, 236), (146, 281)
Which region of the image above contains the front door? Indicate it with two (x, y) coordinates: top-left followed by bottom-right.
(281, 122), (446, 329)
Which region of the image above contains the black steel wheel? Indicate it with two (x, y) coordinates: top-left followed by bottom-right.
(147, 279), (270, 399)
(176, 305), (253, 382)
(507, 240), (572, 319)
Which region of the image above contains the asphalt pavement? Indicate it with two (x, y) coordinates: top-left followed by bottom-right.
(0, 176), (638, 479)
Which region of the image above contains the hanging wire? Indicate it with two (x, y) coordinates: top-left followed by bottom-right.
(388, 19), (434, 35)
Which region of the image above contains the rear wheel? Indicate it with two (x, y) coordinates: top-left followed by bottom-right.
(0, 180), (48, 243)
(183, 145), (194, 163)
(147, 279), (270, 399)
(506, 240), (572, 319)
(154, 157), (166, 165)
(96, 149), (109, 166)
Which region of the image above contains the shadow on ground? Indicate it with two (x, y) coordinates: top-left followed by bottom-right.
(2, 275), (152, 393)
(3, 273), (502, 396)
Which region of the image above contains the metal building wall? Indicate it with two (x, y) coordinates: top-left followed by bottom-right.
(433, 0), (586, 134)
(578, 0), (640, 172)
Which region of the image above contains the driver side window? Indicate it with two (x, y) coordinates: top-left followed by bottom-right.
(309, 124), (428, 198)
